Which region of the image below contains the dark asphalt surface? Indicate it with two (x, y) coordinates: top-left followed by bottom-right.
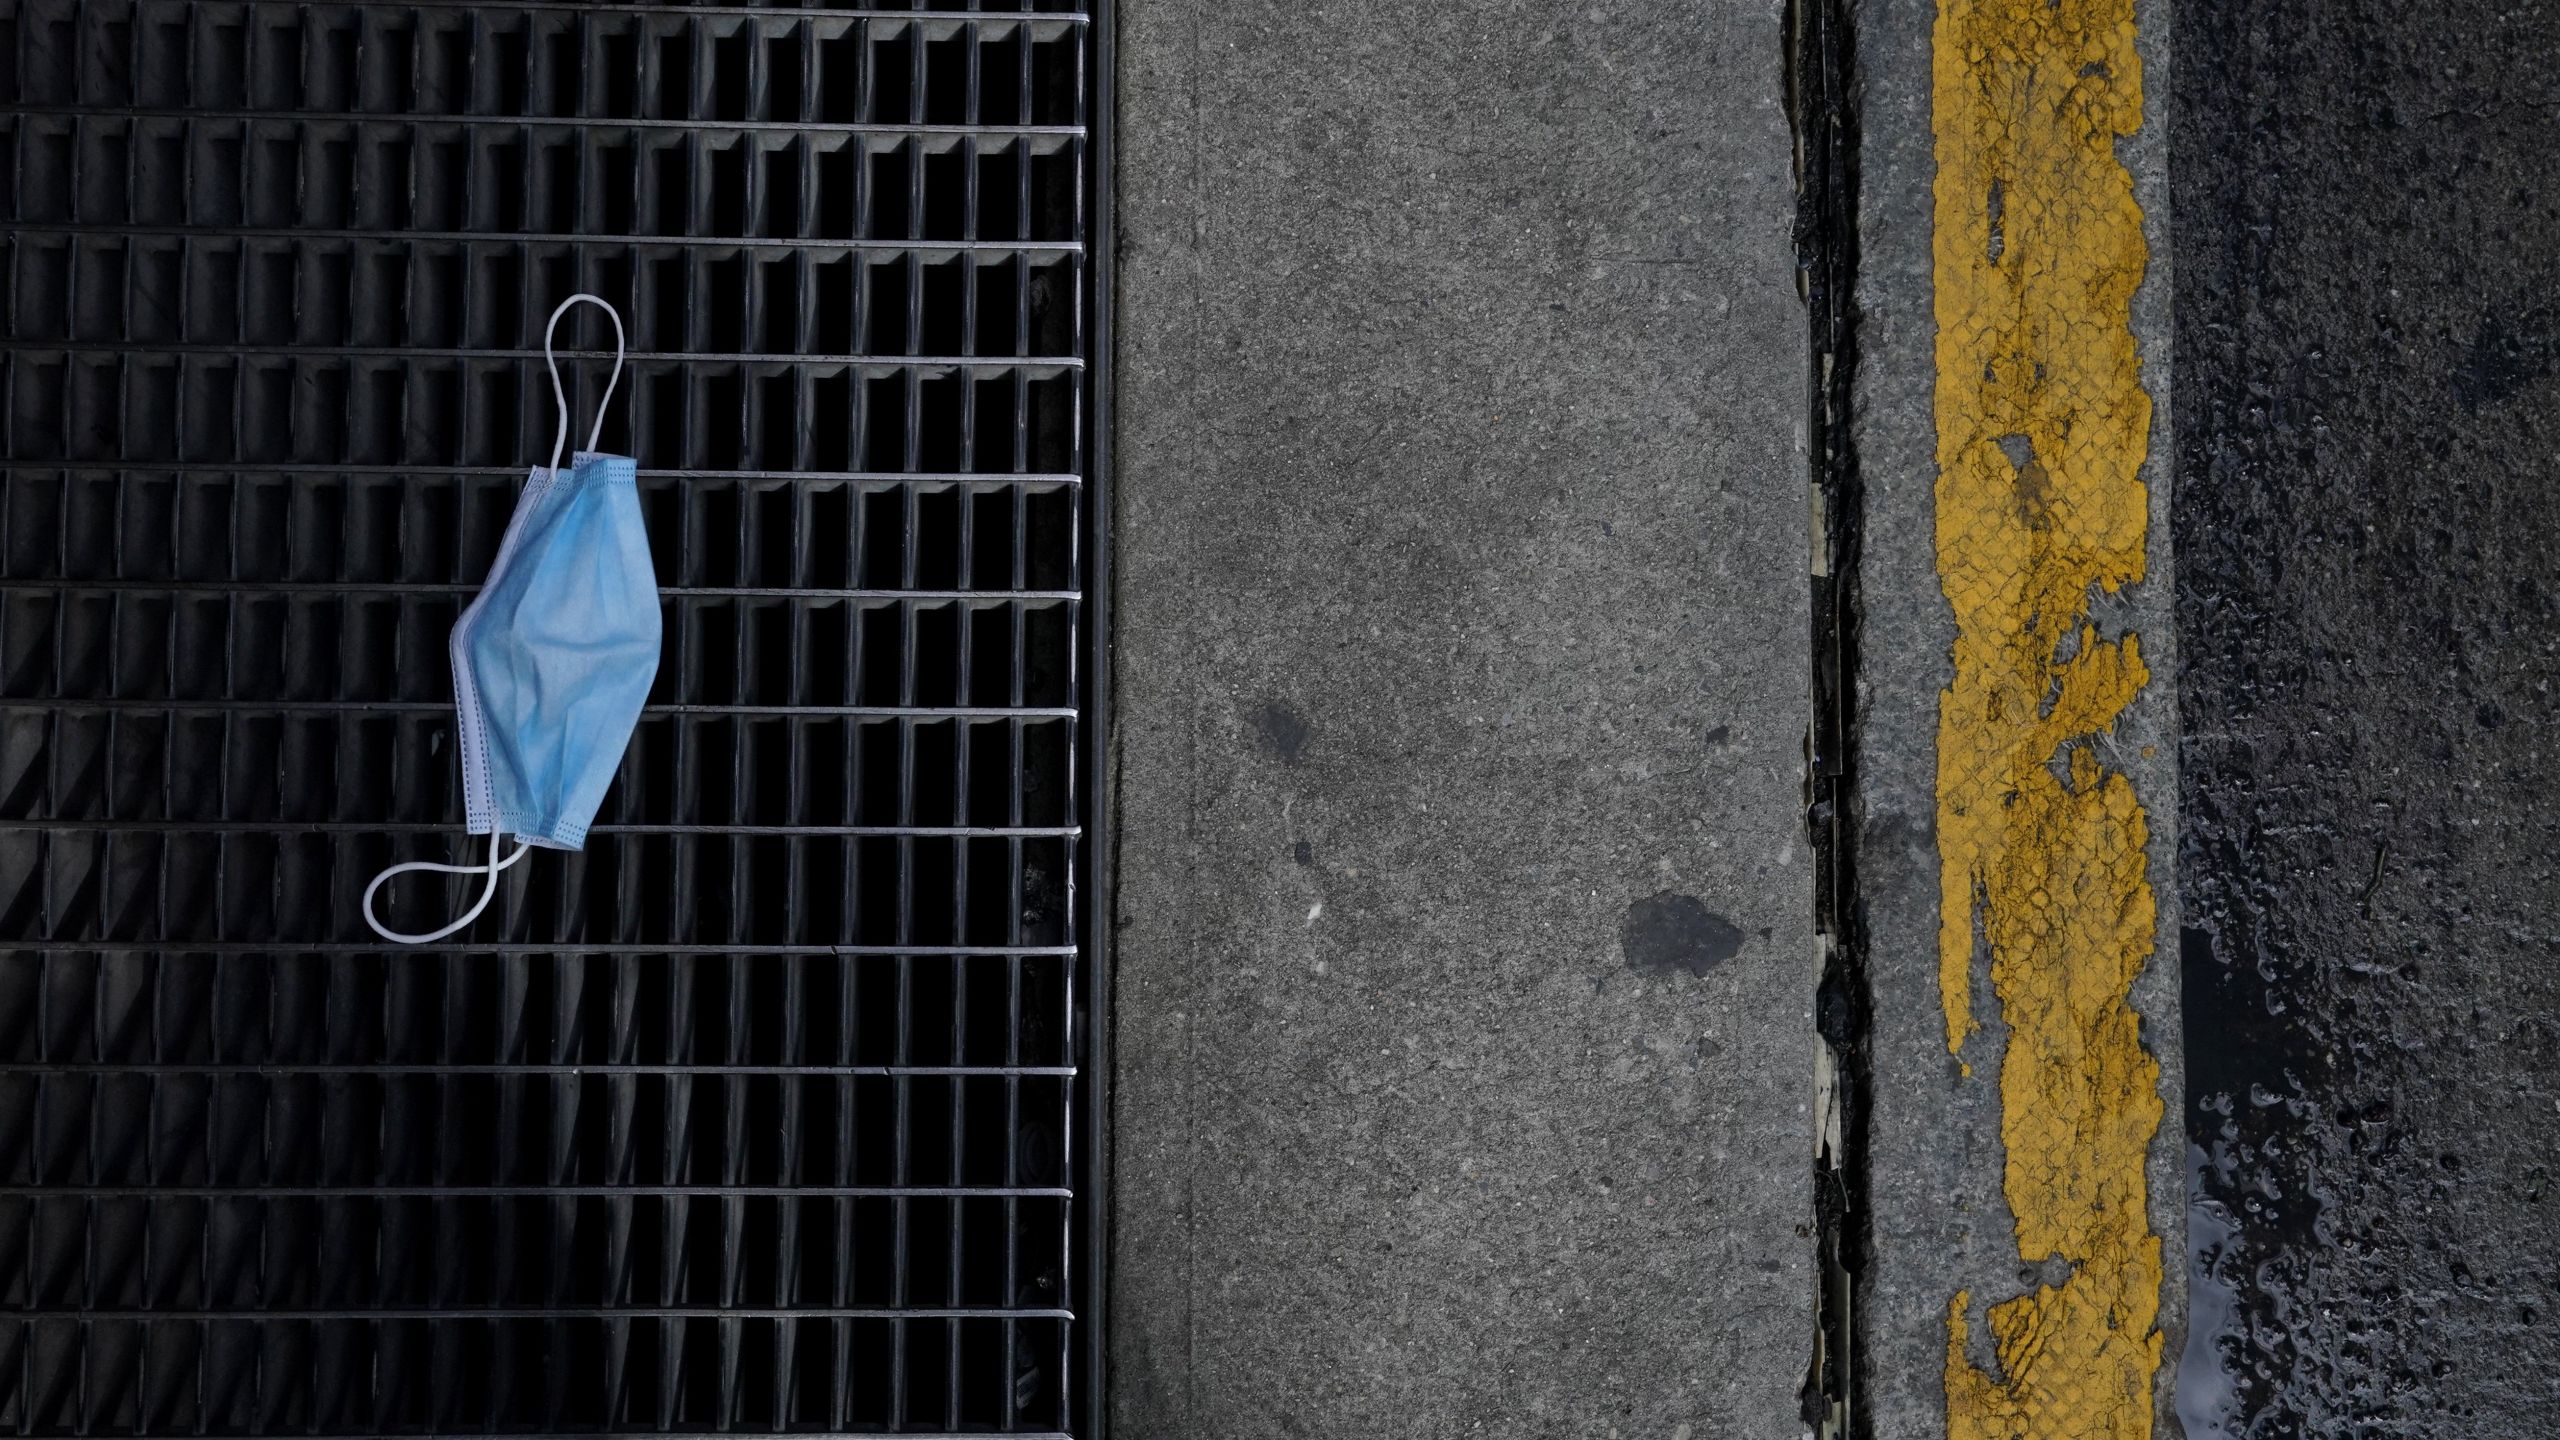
(2174, 1), (2560, 1430)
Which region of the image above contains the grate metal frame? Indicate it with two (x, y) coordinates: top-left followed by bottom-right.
(0, 0), (1106, 1434)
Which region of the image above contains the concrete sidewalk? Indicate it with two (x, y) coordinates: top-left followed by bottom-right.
(1105, 1), (1813, 1435)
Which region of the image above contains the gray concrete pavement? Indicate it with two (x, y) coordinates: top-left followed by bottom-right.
(1106, 1), (1813, 1434)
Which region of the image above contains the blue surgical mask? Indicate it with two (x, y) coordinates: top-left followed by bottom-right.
(365, 294), (662, 943)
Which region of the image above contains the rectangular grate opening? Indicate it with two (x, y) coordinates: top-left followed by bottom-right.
(0, 0), (1100, 1434)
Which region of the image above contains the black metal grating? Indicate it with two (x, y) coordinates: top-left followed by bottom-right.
(0, 0), (1099, 1434)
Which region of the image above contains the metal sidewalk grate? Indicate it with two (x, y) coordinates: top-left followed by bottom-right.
(0, 0), (1099, 1434)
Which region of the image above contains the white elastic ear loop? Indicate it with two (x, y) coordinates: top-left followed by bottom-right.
(543, 293), (628, 480)
(362, 832), (534, 945)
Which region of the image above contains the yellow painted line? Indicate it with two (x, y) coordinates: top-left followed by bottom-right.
(1930, 0), (2163, 1436)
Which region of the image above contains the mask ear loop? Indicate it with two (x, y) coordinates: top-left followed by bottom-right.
(362, 832), (534, 945)
(544, 292), (628, 481)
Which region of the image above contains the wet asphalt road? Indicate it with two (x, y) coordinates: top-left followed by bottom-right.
(2174, 0), (2560, 1430)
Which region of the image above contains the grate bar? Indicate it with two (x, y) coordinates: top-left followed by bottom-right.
(0, 105), (1085, 136)
(0, 1063), (1076, 1075)
(21, 0), (1097, 12)
(3, 1309), (1074, 1321)
(0, 579), (1079, 597)
(0, 465), (1082, 481)
(0, 821), (1076, 834)
(0, 1424), (1080, 1434)
(0, 943), (1074, 954)
(0, 701), (1079, 716)
(3, 1189), (1071, 1200)
(0, 223), (1083, 253)
(0, 343), (1081, 366)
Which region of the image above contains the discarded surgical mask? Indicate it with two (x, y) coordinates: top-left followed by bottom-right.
(364, 294), (662, 943)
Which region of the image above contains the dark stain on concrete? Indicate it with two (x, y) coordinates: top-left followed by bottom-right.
(1292, 840), (1312, 865)
(1620, 892), (1746, 979)
(1250, 702), (1311, 766)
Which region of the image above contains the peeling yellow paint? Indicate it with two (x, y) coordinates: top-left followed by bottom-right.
(1931, 0), (2163, 1435)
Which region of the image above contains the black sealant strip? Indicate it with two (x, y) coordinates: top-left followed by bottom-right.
(1788, 0), (1868, 1431)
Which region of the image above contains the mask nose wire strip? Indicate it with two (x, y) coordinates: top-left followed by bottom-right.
(362, 832), (535, 945)
(545, 292), (628, 482)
